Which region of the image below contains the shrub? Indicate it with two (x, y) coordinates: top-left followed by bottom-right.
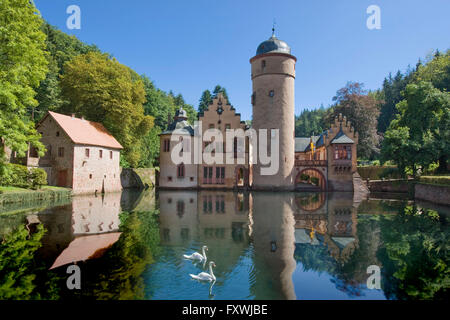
(30, 168), (47, 190)
(300, 174), (310, 181)
(7, 164), (31, 188)
(0, 164), (48, 190)
(310, 177), (319, 185)
(419, 176), (450, 186)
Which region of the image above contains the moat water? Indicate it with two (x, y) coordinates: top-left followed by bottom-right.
(0, 189), (448, 300)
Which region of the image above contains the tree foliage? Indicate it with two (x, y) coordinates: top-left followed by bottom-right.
(198, 89), (213, 113)
(327, 82), (381, 159)
(34, 23), (100, 120)
(381, 81), (449, 177)
(377, 70), (415, 133)
(0, 0), (48, 175)
(295, 106), (329, 137)
(198, 85), (230, 113)
(59, 52), (154, 167)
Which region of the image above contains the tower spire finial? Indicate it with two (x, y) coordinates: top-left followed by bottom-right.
(272, 19), (276, 37)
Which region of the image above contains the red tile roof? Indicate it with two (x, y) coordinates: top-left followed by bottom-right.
(44, 111), (123, 149)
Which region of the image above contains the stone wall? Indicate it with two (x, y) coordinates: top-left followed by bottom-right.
(120, 168), (155, 189)
(368, 179), (413, 193)
(72, 145), (122, 194)
(415, 183), (450, 206)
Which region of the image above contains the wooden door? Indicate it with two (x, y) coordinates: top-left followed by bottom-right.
(57, 170), (67, 187)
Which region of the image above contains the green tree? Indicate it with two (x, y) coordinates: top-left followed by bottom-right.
(59, 52), (154, 167)
(213, 85), (231, 104)
(377, 70), (415, 133)
(0, 0), (48, 175)
(295, 105), (330, 137)
(381, 81), (449, 177)
(327, 82), (381, 159)
(34, 23), (100, 120)
(198, 89), (213, 113)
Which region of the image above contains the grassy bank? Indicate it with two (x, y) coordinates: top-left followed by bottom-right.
(0, 186), (72, 214)
(419, 175), (450, 186)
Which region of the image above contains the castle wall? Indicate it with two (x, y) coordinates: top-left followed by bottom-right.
(159, 133), (198, 189)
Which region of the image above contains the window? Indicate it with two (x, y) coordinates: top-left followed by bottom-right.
(58, 147), (64, 157)
(89, 174), (92, 179)
(110, 151), (113, 159)
(334, 145), (352, 160)
(56, 131), (60, 137)
(216, 167), (225, 184)
(261, 60), (266, 72)
(85, 148), (90, 158)
(269, 90), (274, 97)
(168, 176), (172, 182)
(99, 150), (103, 158)
(209, 124), (214, 129)
(251, 92), (256, 105)
(177, 163), (185, 178)
(177, 200), (185, 217)
(225, 124), (231, 130)
(163, 139), (170, 152)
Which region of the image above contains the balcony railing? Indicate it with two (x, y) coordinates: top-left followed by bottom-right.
(295, 160), (328, 167)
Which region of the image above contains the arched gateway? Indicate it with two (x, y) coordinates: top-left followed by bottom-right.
(295, 168), (327, 191)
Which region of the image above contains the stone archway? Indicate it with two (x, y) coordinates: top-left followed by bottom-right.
(295, 168), (327, 191)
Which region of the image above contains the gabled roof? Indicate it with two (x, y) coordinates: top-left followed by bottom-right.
(295, 131), (327, 153)
(41, 112), (123, 149)
(331, 129), (354, 144)
(295, 137), (317, 152)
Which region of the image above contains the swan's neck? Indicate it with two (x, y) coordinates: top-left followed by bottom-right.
(202, 247), (206, 259)
(209, 265), (216, 280)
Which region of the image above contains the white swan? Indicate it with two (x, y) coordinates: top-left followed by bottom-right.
(190, 261), (216, 282)
(183, 245), (208, 262)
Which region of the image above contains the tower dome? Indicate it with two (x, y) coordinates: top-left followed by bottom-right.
(256, 32), (291, 56)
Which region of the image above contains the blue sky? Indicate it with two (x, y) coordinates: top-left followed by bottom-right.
(34, 0), (450, 121)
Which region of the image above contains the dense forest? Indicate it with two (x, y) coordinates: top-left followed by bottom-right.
(1, 0), (448, 177)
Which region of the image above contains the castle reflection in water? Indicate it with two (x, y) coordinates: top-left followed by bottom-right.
(158, 190), (361, 300)
(27, 189), (377, 299)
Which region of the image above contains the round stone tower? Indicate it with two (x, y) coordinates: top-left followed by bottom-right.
(250, 30), (297, 189)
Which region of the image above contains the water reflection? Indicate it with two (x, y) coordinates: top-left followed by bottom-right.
(0, 189), (448, 300)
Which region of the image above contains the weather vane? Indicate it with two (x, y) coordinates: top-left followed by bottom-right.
(272, 19), (276, 36)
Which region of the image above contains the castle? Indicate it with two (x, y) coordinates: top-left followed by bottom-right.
(159, 31), (358, 192)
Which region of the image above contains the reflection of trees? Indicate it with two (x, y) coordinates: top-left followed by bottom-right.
(377, 205), (449, 300)
(0, 224), (60, 300)
(65, 209), (160, 300)
(296, 202), (449, 300)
